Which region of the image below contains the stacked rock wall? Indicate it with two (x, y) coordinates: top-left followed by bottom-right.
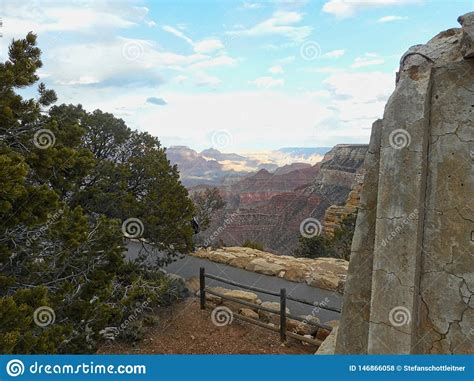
(335, 13), (474, 354)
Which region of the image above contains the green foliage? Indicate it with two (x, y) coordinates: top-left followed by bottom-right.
(0, 33), (194, 354)
(293, 235), (332, 259)
(293, 213), (357, 260)
(329, 213), (357, 260)
(191, 187), (225, 231)
(242, 240), (264, 251)
(210, 239), (227, 250)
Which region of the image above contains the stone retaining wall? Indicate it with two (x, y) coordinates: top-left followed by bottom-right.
(191, 247), (348, 293)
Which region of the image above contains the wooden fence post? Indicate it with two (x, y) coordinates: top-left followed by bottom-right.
(280, 288), (286, 342)
(200, 267), (206, 310)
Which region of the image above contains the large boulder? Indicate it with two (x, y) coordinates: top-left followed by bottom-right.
(239, 308), (259, 320)
(458, 12), (474, 58)
(245, 258), (285, 276)
(206, 286), (232, 304)
(222, 289), (261, 312)
(258, 301), (290, 325)
(185, 276), (200, 294)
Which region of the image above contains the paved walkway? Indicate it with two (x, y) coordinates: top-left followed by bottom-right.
(126, 241), (342, 323)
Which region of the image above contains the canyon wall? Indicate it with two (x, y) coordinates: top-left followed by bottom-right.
(335, 13), (474, 354)
(201, 144), (367, 255)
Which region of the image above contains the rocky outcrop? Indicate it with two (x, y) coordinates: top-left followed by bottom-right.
(191, 247), (348, 293)
(336, 14), (474, 354)
(323, 183), (362, 237)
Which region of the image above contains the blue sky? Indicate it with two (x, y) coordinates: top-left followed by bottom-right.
(2, 0), (473, 152)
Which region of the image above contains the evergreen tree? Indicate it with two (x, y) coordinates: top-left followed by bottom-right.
(0, 33), (193, 354)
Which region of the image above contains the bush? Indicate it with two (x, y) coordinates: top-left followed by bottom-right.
(293, 213), (357, 260)
(242, 240), (264, 251)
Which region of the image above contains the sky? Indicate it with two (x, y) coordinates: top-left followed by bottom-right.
(1, 0), (473, 152)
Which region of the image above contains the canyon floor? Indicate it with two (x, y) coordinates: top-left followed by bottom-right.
(98, 298), (314, 355)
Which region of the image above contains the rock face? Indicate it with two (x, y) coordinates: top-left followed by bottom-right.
(336, 14), (474, 354)
(200, 144), (367, 255)
(191, 247), (348, 293)
(323, 183), (362, 237)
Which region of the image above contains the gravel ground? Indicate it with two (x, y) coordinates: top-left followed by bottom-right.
(99, 298), (315, 354)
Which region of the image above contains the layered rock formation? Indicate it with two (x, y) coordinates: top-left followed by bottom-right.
(191, 247), (348, 293)
(323, 183), (362, 237)
(201, 144), (368, 255)
(335, 13), (474, 354)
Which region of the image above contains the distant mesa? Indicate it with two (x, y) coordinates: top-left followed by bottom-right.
(167, 145), (333, 187)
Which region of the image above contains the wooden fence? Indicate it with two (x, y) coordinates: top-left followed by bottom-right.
(199, 267), (340, 347)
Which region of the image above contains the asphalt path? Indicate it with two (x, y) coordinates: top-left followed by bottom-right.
(126, 241), (342, 323)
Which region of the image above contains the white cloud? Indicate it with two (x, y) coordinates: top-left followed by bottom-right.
(323, 70), (394, 103)
(1, 2), (146, 40)
(193, 39), (225, 53)
(43, 37), (217, 87)
(194, 72), (222, 87)
(56, 75), (100, 86)
(136, 91), (334, 150)
(242, 2), (263, 9)
(322, 49), (345, 58)
(146, 20), (157, 27)
(305, 90), (331, 98)
(377, 15), (408, 23)
(162, 25), (224, 54)
(322, 0), (419, 19)
(249, 76), (284, 88)
(174, 75), (188, 84)
(190, 55), (237, 70)
(351, 53), (385, 68)
(162, 25), (194, 45)
(52, 76), (390, 150)
(269, 65), (284, 74)
(227, 11), (312, 41)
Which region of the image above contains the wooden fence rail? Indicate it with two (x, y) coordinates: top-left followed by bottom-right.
(199, 267), (337, 347)
(204, 271), (342, 313)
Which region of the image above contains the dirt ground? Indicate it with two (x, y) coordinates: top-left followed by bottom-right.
(98, 298), (315, 354)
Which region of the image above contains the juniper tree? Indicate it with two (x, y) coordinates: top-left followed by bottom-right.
(0, 33), (194, 353)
